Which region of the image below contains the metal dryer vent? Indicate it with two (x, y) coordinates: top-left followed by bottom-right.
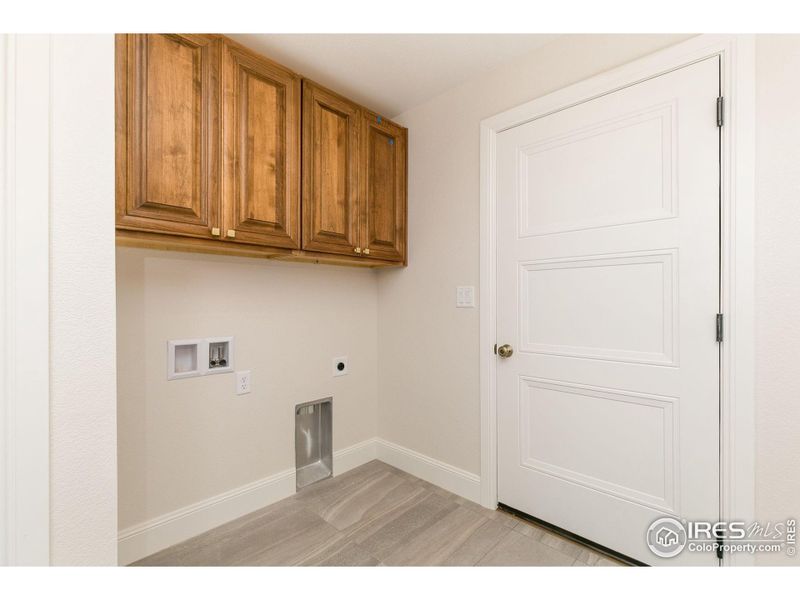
(295, 397), (333, 490)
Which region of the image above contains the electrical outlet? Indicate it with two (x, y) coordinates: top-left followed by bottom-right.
(332, 356), (348, 377)
(235, 370), (251, 395)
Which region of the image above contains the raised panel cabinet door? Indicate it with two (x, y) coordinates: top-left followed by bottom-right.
(361, 112), (407, 263)
(116, 34), (221, 238)
(222, 41), (301, 248)
(301, 81), (361, 256)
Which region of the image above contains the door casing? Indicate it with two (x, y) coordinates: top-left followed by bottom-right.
(1, 34), (52, 565)
(479, 34), (755, 567)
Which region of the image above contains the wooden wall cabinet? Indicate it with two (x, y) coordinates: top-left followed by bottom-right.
(116, 34), (221, 239)
(360, 111), (407, 263)
(116, 34), (407, 267)
(301, 83), (407, 264)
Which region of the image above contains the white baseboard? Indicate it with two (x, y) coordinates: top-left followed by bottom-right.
(332, 437), (378, 475)
(375, 439), (481, 504)
(117, 437), (480, 565)
(117, 468), (295, 566)
(117, 438), (378, 565)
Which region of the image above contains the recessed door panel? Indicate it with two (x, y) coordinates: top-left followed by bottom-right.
(520, 250), (677, 364)
(242, 71), (284, 225)
(143, 35), (200, 211)
(520, 377), (675, 511)
(519, 103), (676, 237)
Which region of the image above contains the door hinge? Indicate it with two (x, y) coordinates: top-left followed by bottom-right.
(717, 96), (724, 127)
(493, 343), (498, 355)
(716, 314), (724, 342)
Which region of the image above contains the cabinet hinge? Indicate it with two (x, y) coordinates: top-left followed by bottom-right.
(717, 96), (724, 127)
(716, 314), (724, 343)
(493, 343), (498, 355)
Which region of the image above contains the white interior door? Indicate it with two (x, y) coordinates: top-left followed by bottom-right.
(496, 57), (721, 566)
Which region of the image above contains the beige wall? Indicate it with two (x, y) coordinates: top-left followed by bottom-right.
(116, 250), (378, 530)
(754, 35), (800, 566)
(378, 33), (800, 566)
(378, 34), (694, 474)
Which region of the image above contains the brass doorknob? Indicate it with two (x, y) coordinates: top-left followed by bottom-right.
(497, 344), (514, 359)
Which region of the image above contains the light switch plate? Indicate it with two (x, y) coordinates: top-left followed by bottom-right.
(456, 286), (475, 308)
(236, 370), (251, 395)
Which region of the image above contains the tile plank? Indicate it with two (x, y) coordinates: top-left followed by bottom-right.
(383, 506), (487, 566)
(352, 492), (456, 560)
(477, 530), (576, 566)
(311, 542), (382, 567)
(443, 518), (514, 566)
(242, 519), (343, 566)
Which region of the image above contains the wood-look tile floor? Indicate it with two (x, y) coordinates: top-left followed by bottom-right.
(134, 460), (624, 567)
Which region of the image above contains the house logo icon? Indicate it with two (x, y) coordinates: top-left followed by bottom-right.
(646, 517), (687, 558)
(656, 527), (679, 546)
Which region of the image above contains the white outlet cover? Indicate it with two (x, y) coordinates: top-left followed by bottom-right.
(236, 370), (251, 395)
(332, 356), (348, 377)
(456, 286), (475, 308)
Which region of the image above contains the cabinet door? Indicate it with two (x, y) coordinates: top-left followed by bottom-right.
(222, 41), (301, 248)
(301, 81), (361, 256)
(116, 34), (221, 238)
(361, 113), (407, 263)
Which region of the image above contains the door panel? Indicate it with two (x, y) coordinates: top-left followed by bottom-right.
(519, 377), (675, 511)
(361, 113), (406, 262)
(496, 57), (721, 566)
(520, 250), (677, 364)
(222, 41), (300, 248)
(302, 81), (360, 256)
(518, 102), (676, 236)
(117, 34), (220, 237)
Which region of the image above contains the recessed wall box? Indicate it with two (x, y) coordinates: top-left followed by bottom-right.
(295, 397), (333, 490)
(207, 336), (234, 374)
(167, 339), (203, 380)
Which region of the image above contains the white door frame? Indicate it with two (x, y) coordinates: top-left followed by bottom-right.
(479, 34), (755, 566)
(1, 34), (52, 565)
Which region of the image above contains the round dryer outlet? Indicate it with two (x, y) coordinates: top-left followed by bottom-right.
(332, 356), (348, 377)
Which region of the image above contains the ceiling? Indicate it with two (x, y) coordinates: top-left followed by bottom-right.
(227, 34), (558, 117)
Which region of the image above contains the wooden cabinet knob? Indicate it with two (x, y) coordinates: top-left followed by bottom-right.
(363, 248), (370, 255)
(354, 247), (362, 254)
